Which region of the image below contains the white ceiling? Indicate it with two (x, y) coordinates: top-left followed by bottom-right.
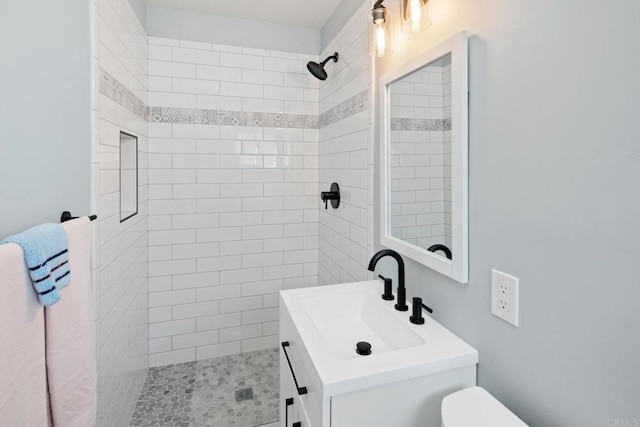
(142, 0), (344, 29)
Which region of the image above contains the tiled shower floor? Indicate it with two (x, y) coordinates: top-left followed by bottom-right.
(129, 349), (279, 427)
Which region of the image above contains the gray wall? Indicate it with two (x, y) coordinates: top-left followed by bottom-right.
(147, 7), (321, 54)
(321, 0), (366, 51)
(0, 0), (92, 238)
(128, 0), (147, 30)
(373, 0), (640, 425)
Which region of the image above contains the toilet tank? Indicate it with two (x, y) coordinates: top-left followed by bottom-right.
(441, 387), (528, 427)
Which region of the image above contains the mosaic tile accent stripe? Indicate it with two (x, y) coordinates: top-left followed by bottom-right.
(148, 107), (318, 129)
(99, 68), (368, 130)
(319, 90), (369, 128)
(99, 69), (148, 120)
(390, 117), (452, 131)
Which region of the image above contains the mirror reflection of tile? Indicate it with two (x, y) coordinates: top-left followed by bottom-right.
(388, 53), (453, 255)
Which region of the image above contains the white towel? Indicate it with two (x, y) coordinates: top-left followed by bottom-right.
(47, 217), (97, 426)
(0, 243), (52, 426)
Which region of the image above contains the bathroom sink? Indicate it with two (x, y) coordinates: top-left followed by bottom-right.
(281, 280), (478, 396)
(302, 285), (425, 359)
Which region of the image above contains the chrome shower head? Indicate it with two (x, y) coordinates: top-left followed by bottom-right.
(306, 52), (339, 81)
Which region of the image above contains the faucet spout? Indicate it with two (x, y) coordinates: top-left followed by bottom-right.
(368, 249), (408, 311)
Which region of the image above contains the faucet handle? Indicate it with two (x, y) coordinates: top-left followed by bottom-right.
(378, 275), (394, 301)
(410, 297), (433, 325)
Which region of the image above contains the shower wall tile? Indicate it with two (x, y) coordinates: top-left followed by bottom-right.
(318, 2), (374, 286)
(94, 0), (149, 426)
(147, 37), (321, 367)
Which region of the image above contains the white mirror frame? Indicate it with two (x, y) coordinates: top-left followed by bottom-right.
(379, 31), (468, 283)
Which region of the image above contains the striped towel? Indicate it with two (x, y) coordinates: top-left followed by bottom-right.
(1, 223), (71, 306)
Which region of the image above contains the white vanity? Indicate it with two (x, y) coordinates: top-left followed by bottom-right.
(279, 281), (478, 427)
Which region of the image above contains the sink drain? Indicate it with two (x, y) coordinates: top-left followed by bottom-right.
(356, 341), (372, 356)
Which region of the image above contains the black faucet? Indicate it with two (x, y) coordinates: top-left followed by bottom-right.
(368, 249), (408, 311)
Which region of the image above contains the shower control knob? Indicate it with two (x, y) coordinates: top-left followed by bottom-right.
(320, 183), (340, 209)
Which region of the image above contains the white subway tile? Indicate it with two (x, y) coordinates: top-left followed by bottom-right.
(219, 212), (262, 227)
(263, 237), (304, 252)
(173, 243), (220, 260)
(196, 65), (242, 82)
(263, 321), (279, 336)
(242, 225), (283, 240)
(242, 69), (283, 86)
(196, 313), (241, 331)
(150, 349), (195, 367)
(172, 78), (220, 95)
(241, 336), (279, 353)
(149, 276), (172, 293)
(241, 280), (283, 297)
(173, 154), (220, 169)
(149, 246), (172, 261)
(149, 259), (196, 277)
(149, 318), (195, 338)
(263, 210), (303, 224)
(219, 240), (263, 256)
(196, 284), (242, 302)
(173, 124), (220, 139)
(197, 169), (242, 183)
(263, 264), (303, 280)
(241, 308), (279, 325)
(172, 272), (220, 289)
(242, 98), (283, 113)
(172, 47), (220, 65)
(149, 229), (196, 246)
(219, 127), (263, 141)
(242, 169), (283, 183)
(242, 252), (283, 268)
(284, 249), (318, 264)
(197, 199), (242, 214)
(220, 52), (263, 70)
(179, 40), (211, 50)
(173, 301), (220, 320)
(149, 307), (172, 323)
(196, 342), (241, 360)
(220, 82), (263, 98)
(197, 226), (242, 242)
(172, 330), (219, 350)
(149, 60), (195, 78)
(197, 255), (242, 272)
(149, 76), (172, 91)
(219, 268), (262, 285)
(242, 197), (283, 212)
(149, 91), (196, 108)
(219, 324), (262, 343)
(149, 337), (172, 354)
(196, 94), (242, 110)
(196, 140), (242, 154)
(149, 169), (196, 184)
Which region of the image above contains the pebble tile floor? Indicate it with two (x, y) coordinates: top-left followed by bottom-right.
(130, 349), (279, 427)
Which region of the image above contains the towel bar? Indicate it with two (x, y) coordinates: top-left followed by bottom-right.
(60, 211), (98, 223)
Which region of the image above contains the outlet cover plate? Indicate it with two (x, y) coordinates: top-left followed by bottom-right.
(491, 269), (519, 326)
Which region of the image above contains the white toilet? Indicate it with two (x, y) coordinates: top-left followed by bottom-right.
(441, 387), (529, 427)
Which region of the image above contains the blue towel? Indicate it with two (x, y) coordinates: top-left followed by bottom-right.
(1, 223), (71, 306)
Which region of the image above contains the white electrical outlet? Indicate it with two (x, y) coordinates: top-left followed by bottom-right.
(491, 269), (519, 326)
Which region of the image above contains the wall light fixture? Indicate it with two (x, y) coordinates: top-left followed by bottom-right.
(401, 0), (432, 33)
(371, 0), (392, 58)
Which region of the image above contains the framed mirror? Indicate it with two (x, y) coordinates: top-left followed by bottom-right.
(379, 31), (468, 283)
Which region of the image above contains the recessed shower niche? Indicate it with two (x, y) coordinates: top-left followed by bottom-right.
(119, 131), (138, 222)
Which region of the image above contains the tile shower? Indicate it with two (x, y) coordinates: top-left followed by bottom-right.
(94, 0), (373, 424)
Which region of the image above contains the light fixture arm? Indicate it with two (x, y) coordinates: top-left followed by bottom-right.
(373, 0), (385, 9)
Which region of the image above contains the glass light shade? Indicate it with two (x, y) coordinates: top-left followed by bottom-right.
(401, 0), (432, 33)
(371, 7), (392, 58)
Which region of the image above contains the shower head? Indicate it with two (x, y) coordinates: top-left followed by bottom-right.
(306, 52), (339, 81)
